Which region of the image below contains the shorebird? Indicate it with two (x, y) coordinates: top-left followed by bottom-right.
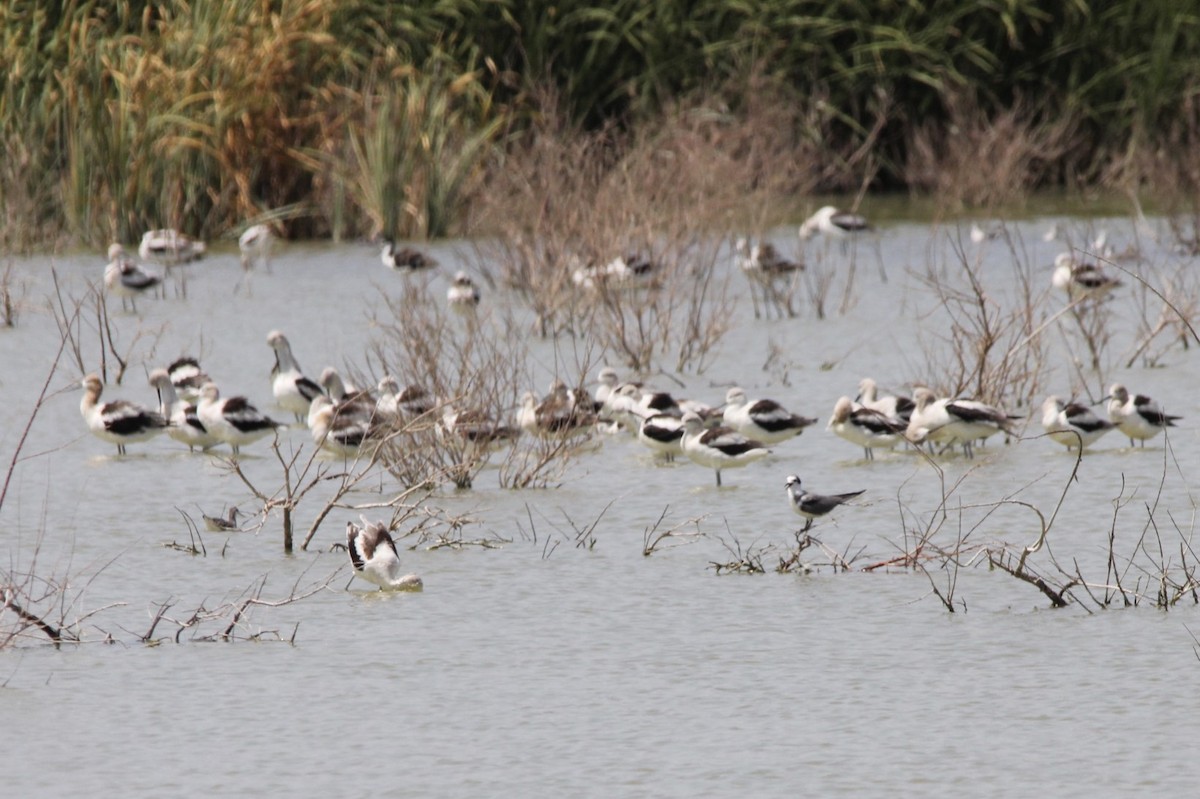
(447, 271), (481, 309)
(516, 389), (595, 439)
(1040, 395), (1115, 451)
(196, 382), (283, 455)
(784, 475), (865, 532)
(1052, 253), (1122, 302)
(856, 378), (915, 425)
(267, 330), (323, 421)
(166, 356), (212, 404)
(1104, 384), (1181, 446)
(238, 223), (273, 271)
(636, 413), (686, 462)
(906, 387), (1018, 458)
(79, 374), (170, 455)
(202, 507), (242, 532)
(798, 206), (871, 242)
(680, 411), (771, 487)
(734, 237), (804, 279)
(827, 396), (907, 460)
(376, 376), (433, 418)
(571, 252), (658, 290)
(138, 228), (206, 265)
(345, 518), (423, 591)
(149, 368), (219, 452)
(722, 387), (817, 445)
(104, 244), (162, 313)
(308, 395), (386, 457)
(381, 241), (436, 272)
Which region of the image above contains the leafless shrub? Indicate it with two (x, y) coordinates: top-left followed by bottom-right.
(641, 505), (706, 556)
(708, 524), (768, 575)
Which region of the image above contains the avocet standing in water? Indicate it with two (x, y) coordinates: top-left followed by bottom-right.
(1052, 253), (1121, 302)
(906, 387), (1017, 458)
(149, 368), (219, 452)
(722, 387), (817, 445)
(345, 518), (423, 591)
(1104, 384), (1181, 446)
(827, 396), (906, 461)
(79, 373), (169, 455)
(196, 382), (283, 455)
(138, 228), (206, 265)
(447, 271), (481, 310)
(166, 356), (212, 404)
(1040, 395), (1115, 451)
(104, 244), (162, 313)
(680, 411), (771, 487)
(381, 241), (437, 272)
(267, 330), (323, 422)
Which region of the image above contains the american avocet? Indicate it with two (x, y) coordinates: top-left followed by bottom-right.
(267, 330), (323, 421)
(734, 237), (805, 278)
(681, 411), (771, 487)
(346, 518), (423, 591)
(238, 223), (273, 271)
(80, 374), (170, 455)
(1040, 395), (1115, 450)
(149, 368), (219, 452)
(104, 244), (162, 313)
(439, 404), (519, 451)
(798, 206), (870, 241)
(196, 382), (283, 456)
(855, 378), (914, 424)
(202, 506), (242, 532)
(906, 387), (1017, 458)
(447, 271), (481, 309)
(1052, 253), (1121, 302)
(138, 228), (206, 265)
(1104, 384), (1181, 446)
(517, 388), (596, 439)
(969, 223), (999, 244)
(828, 396), (906, 460)
(166, 356), (212, 404)
(637, 413), (686, 462)
(308, 395), (386, 457)
(784, 475), (865, 533)
(319, 367), (377, 421)
(381, 241), (436, 272)
(376, 376), (433, 418)
(572, 252), (658, 291)
(722, 387), (817, 445)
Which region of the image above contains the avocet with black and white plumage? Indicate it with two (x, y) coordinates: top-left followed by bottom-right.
(571, 252), (658, 291)
(722, 387), (817, 445)
(80, 374), (170, 455)
(381, 241), (437, 272)
(827, 396), (906, 460)
(104, 244), (162, 313)
(149, 368), (219, 452)
(906, 387), (1017, 458)
(1040, 395), (1115, 451)
(680, 411), (771, 487)
(166, 356), (212, 404)
(196, 382), (283, 455)
(798, 206), (870, 241)
(266, 330), (323, 422)
(138, 228), (206, 265)
(637, 413), (686, 462)
(1052, 253), (1122, 302)
(345, 518), (423, 591)
(447, 271), (481, 310)
(308, 395), (386, 457)
(1104, 384), (1181, 446)
(856, 378), (914, 425)
(376, 376), (433, 420)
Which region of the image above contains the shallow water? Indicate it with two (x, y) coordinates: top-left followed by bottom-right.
(3, 216), (1200, 796)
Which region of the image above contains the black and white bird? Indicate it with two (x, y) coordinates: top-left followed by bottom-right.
(906, 387), (1018, 458)
(79, 373), (170, 455)
(138, 228), (206, 265)
(267, 330), (323, 422)
(345, 518), (423, 591)
(308, 395), (386, 457)
(104, 244), (162, 313)
(734, 237), (804, 279)
(166, 356), (212, 404)
(238, 223), (274, 271)
(856, 378), (914, 424)
(381, 241), (437, 272)
(1104, 384), (1181, 446)
(149, 368), (218, 452)
(376, 376), (433, 419)
(1040, 395), (1115, 451)
(798, 206), (870, 241)
(571, 252), (658, 291)
(1052, 253), (1121, 302)
(827, 396), (907, 460)
(680, 411), (771, 487)
(784, 474), (865, 532)
(636, 413), (686, 462)
(196, 382), (283, 455)
(722, 387), (817, 445)
(447, 271), (481, 309)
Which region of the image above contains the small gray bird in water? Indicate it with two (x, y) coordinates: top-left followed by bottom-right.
(784, 474), (864, 532)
